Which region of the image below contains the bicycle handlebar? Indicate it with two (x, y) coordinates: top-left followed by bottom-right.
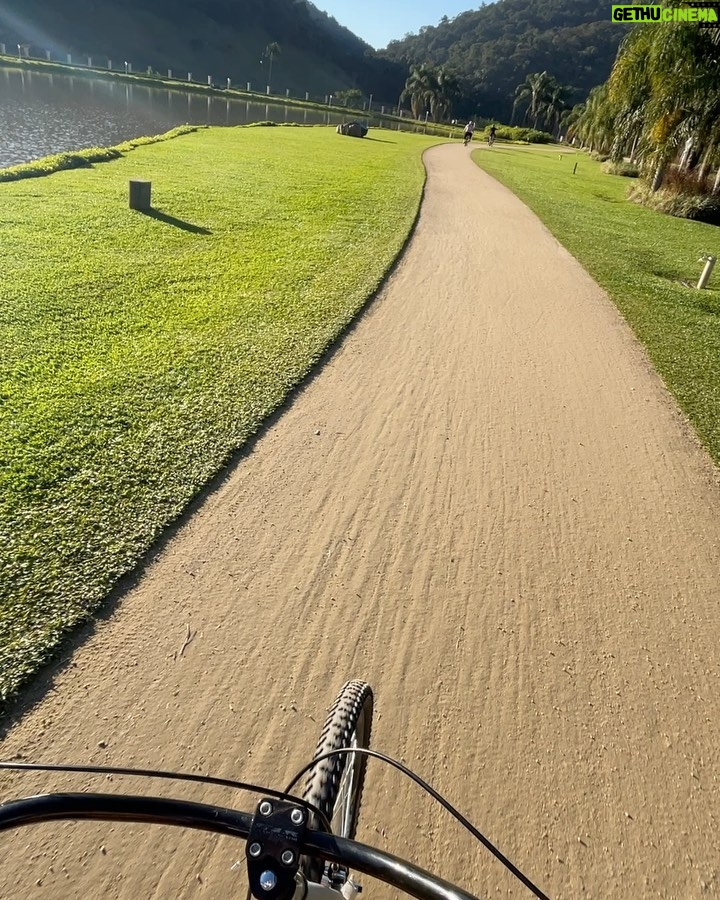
(0, 792), (480, 900)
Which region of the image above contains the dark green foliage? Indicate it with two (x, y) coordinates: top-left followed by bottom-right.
(381, 0), (630, 121)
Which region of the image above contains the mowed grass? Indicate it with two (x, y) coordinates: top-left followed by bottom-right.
(0, 125), (440, 705)
(474, 145), (720, 462)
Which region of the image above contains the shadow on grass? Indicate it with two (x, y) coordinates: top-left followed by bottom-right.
(365, 136), (398, 144)
(592, 192), (625, 203)
(694, 295), (720, 316)
(140, 207), (212, 234)
(651, 267), (684, 282)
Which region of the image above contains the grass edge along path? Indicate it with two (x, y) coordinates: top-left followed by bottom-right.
(0, 125), (442, 710)
(473, 146), (720, 468)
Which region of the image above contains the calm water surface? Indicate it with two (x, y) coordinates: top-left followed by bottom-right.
(0, 67), (376, 168)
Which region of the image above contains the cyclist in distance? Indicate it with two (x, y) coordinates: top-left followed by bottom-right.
(488, 124), (497, 145)
(463, 120), (475, 146)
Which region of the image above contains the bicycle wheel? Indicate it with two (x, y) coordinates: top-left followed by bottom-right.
(301, 680), (373, 881)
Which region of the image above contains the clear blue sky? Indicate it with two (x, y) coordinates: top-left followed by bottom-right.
(315, 1), (482, 49)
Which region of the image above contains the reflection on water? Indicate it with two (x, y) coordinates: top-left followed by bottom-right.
(0, 68), (379, 168)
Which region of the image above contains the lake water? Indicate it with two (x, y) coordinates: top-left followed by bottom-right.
(0, 67), (383, 168)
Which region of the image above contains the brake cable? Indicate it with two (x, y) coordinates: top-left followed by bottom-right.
(285, 748), (550, 900)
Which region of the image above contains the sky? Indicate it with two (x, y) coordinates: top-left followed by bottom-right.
(315, 0), (481, 49)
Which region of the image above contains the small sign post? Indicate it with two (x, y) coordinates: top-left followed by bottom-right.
(697, 255), (716, 290)
(129, 180), (152, 211)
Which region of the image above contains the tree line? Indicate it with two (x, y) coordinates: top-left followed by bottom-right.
(569, 18), (720, 198)
(380, 0), (628, 122)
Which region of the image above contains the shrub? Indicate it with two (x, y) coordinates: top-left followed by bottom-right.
(629, 182), (720, 225)
(0, 149), (115, 181)
(661, 164), (712, 196)
(113, 125), (199, 151)
(521, 128), (554, 144)
(0, 126), (200, 182)
(602, 160), (640, 178)
(479, 125), (554, 144)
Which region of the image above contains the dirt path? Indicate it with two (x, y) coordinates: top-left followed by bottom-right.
(2, 143), (720, 899)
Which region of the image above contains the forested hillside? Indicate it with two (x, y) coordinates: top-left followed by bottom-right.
(0, 0), (406, 100)
(381, 0), (629, 121)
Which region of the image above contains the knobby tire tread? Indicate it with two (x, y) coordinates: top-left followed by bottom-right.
(301, 680), (373, 881)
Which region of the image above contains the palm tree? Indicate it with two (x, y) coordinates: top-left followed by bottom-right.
(432, 68), (461, 122)
(573, 5), (720, 196)
(400, 65), (435, 120)
(573, 84), (615, 155)
(699, 20), (720, 191)
(560, 103), (585, 144)
(545, 80), (571, 136)
(512, 71), (554, 129)
(607, 26), (653, 163)
(603, 18), (720, 191)
(263, 42), (281, 91)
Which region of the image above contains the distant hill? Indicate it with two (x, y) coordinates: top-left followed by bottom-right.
(380, 0), (629, 121)
(0, 0), (406, 102)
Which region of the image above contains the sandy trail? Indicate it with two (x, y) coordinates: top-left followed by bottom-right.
(2, 143), (720, 899)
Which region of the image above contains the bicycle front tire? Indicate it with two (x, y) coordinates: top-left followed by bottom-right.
(302, 680), (373, 879)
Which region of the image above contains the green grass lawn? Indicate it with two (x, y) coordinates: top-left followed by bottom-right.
(474, 144), (720, 462)
(0, 125), (441, 706)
